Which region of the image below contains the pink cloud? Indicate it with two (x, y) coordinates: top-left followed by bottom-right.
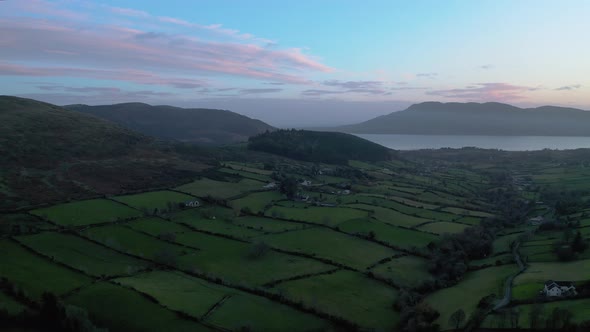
(426, 83), (538, 101)
(0, 16), (330, 85)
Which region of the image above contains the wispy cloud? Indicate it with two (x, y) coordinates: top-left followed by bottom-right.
(239, 88), (283, 95)
(555, 84), (582, 91)
(323, 80), (383, 89)
(479, 64), (494, 70)
(427, 83), (537, 101)
(416, 72), (438, 79)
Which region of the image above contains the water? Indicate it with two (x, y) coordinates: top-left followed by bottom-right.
(355, 134), (590, 151)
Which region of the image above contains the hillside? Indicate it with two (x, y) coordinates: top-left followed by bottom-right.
(335, 102), (590, 136)
(65, 103), (275, 145)
(0, 96), (211, 210)
(248, 129), (393, 164)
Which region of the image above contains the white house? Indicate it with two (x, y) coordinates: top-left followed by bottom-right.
(542, 281), (577, 297)
(184, 200), (200, 208)
(263, 182), (277, 189)
(300, 180), (312, 187)
(529, 216), (545, 226)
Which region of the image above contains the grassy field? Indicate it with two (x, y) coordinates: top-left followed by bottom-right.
(175, 178), (264, 199)
(425, 265), (518, 330)
(256, 227), (397, 269)
(265, 206), (369, 227)
(230, 191), (285, 214)
(81, 224), (193, 258)
(337, 218), (438, 249)
(16, 232), (146, 277)
(127, 217), (191, 236)
(484, 298), (590, 328)
(346, 203), (430, 228)
(171, 209), (263, 238)
(233, 216), (307, 233)
(112, 190), (195, 211)
(115, 270), (229, 318)
(175, 231), (332, 285)
(66, 282), (211, 331)
(417, 221), (470, 234)
(273, 270), (399, 329)
(0, 240), (92, 299)
(206, 292), (332, 331)
(370, 256), (433, 288)
(0, 291), (26, 315)
(30, 199), (141, 226)
(514, 259), (590, 285)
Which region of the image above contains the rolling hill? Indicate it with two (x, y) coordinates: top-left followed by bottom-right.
(65, 103), (275, 145)
(334, 102), (590, 136)
(248, 129), (393, 164)
(0, 96), (211, 210)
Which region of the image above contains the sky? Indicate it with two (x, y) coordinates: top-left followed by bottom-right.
(1, 0), (589, 126)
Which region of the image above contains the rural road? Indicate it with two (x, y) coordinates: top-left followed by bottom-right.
(493, 241), (526, 311)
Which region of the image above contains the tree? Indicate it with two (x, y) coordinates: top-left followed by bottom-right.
(572, 231), (588, 253)
(529, 303), (544, 329)
(449, 309), (465, 330)
(279, 177), (298, 199)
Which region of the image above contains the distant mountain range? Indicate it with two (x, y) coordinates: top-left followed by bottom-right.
(65, 103), (274, 145)
(332, 102), (590, 136)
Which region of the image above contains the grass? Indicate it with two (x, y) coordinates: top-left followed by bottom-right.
(346, 203), (429, 228)
(265, 206), (369, 227)
(115, 270), (230, 319)
(30, 199), (141, 226)
(175, 231), (332, 285)
(81, 225), (193, 258)
(512, 281), (545, 300)
(256, 227), (397, 270)
(206, 292), (332, 331)
(230, 191), (284, 214)
(273, 270), (399, 330)
(16, 232), (146, 277)
(441, 207), (494, 218)
(425, 265), (518, 330)
(370, 256), (433, 288)
(417, 221), (469, 234)
(127, 217), (191, 236)
(337, 218), (438, 250)
(175, 178), (264, 199)
(233, 216), (307, 233)
(66, 282), (210, 331)
(514, 259), (590, 285)
(112, 190), (195, 211)
(172, 209), (263, 239)
(0, 240), (91, 300)
(0, 291), (26, 315)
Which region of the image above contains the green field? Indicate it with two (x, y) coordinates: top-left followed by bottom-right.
(30, 199), (141, 226)
(346, 203), (430, 228)
(417, 221), (470, 234)
(16, 232), (146, 277)
(514, 259), (590, 285)
(82, 224), (193, 258)
(256, 227), (397, 269)
(115, 270), (229, 318)
(425, 265), (518, 330)
(113, 190), (195, 211)
(127, 217), (191, 236)
(176, 231), (332, 285)
(206, 292), (332, 331)
(0, 240), (92, 299)
(171, 209), (263, 238)
(233, 216), (307, 233)
(0, 291), (26, 315)
(273, 270), (399, 329)
(176, 178), (264, 199)
(265, 206), (369, 226)
(370, 255), (433, 288)
(67, 282), (210, 331)
(337, 218), (438, 249)
(230, 191), (284, 214)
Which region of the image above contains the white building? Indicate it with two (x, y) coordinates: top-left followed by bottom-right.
(542, 281), (577, 297)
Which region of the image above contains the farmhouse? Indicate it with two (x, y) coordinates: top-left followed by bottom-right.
(542, 281), (577, 297)
(263, 182), (277, 189)
(184, 200), (200, 208)
(528, 216), (545, 226)
(300, 180), (312, 186)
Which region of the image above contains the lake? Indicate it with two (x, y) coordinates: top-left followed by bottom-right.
(355, 134), (590, 151)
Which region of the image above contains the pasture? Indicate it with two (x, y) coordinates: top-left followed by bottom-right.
(112, 190), (195, 211)
(337, 218), (438, 249)
(370, 255), (433, 288)
(265, 206), (369, 227)
(30, 199), (141, 226)
(175, 178), (264, 199)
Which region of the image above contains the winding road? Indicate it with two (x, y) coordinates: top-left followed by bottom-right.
(493, 241), (527, 311)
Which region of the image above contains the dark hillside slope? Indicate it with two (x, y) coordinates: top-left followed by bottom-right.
(66, 103), (275, 145)
(0, 96), (211, 210)
(248, 129), (393, 164)
(336, 102), (590, 136)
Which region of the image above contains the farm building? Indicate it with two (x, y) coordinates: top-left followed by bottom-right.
(528, 216), (545, 226)
(263, 182), (277, 189)
(184, 200), (200, 208)
(542, 281), (577, 297)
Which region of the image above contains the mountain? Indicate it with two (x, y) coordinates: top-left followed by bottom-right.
(334, 102), (590, 136)
(65, 103), (275, 145)
(248, 129), (393, 164)
(0, 96), (211, 210)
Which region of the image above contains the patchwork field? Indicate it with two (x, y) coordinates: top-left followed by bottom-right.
(30, 199), (141, 226)
(175, 178), (264, 199)
(113, 190), (196, 211)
